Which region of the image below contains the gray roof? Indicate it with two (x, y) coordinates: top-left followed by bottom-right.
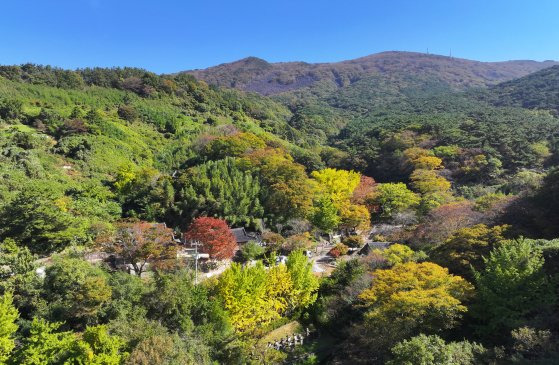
(358, 242), (391, 255)
(231, 227), (260, 243)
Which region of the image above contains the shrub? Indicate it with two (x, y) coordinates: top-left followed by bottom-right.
(342, 235), (364, 248)
(117, 105), (138, 121)
(329, 243), (349, 257)
(239, 241), (265, 262)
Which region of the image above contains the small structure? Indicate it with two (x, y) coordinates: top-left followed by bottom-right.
(176, 248), (209, 260)
(231, 227), (261, 244)
(358, 242), (391, 256)
(276, 255), (288, 265)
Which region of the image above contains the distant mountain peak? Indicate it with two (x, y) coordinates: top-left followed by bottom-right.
(184, 51), (558, 96)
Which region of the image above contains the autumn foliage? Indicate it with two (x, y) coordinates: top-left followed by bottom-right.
(184, 217), (237, 260)
(98, 221), (177, 276)
(351, 175), (378, 212)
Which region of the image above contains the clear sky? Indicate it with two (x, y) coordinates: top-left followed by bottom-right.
(1, 0), (558, 73)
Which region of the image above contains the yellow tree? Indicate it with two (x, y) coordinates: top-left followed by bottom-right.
(311, 168), (363, 232)
(266, 264), (293, 315)
(241, 148), (314, 224)
(410, 169), (451, 194)
(359, 262), (473, 343)
(217, 262), (278, 334)
(413, 156), (443, 170)
(311, 168), (360, 208)
(380, 243), (415, 266)
(340, 203), (371, 233)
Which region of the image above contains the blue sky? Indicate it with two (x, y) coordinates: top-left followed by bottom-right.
(1, 0), (558, 73)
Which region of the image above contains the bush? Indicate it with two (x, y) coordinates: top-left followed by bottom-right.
(329, 243), (349, 258)
(239, 241), (265, 262)
(261, 231), (285, 253)
(117, 105), (138, 122)
(388, 334), (487, 365)
(342, 235), (364, 248)
(0, 99), (23, 122)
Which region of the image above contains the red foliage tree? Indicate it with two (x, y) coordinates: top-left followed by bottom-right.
(184, 217), (237, 260)
(351, 175), (379, 212)
(412, 201), (482, 248)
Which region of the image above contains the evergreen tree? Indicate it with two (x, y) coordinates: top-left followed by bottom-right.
(177, 157), (263, 227)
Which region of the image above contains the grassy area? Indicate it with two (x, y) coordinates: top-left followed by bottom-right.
(258, 320), (303, 345)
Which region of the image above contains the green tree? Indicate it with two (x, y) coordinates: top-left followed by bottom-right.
(0, 183), (88, 255)
(309, 197), (340, 233)
(472, 239), (556, 340)
(126, 332), (211, 365)
(0, 293), (18, 364)
(16, 320), (126, 365)
(202, 132), (266, 161)
(43, 258), (112, 329)
(101, 271), (149, 322)
(176, 157), (263, 227)
(16, 319), (78, 365)
(388, 334), (487, 365)
(0, 240), (42, 319)
(0, 99), (23, 122)
(286, 250), (320, 311)
(146, 270), (196, 334)
(239, 241), (265, 262)
(432, 224), (509, 280)
(77, 325), (127, 365)
(114, 166), (174, 221)
(374, 183), (420, 217)
(241, 148), (313, 225)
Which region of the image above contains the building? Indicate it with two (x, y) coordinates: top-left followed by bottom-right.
(358, 242), (391, 256)
(231, 227), (261, 244)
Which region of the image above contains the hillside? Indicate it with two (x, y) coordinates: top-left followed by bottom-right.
(2, 61), (559, 364)
(184, 52), (559, 151)
(482, 64), (559, 113)
(185, 51), (558, 95)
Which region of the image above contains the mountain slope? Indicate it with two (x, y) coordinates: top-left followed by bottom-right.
(185, 51), (558, 96)
(483, 65), (559, 113)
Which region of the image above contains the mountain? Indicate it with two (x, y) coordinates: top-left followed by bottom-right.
(185, 51), (558, 96)
(483, 65), (559, 113)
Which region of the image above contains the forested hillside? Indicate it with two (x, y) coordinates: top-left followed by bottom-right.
(186, 51), (557, 95)
(1, 57), (559, 365)
(481, 65), (559, 113)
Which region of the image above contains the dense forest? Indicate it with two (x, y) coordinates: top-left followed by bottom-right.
(0, 55), (559, 364)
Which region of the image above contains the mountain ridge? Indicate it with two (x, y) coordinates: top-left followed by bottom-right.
(185, 51), (558, 95)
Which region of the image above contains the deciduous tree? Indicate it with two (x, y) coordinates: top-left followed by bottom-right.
(431, 224), (509, 280)
(43, 258), (112, 328)
(373, 183), (420, 217)
(286, 250), (319, 311)
(311, 168), (360, 208)
(0, 293), (18, 364)
(388, 334), (486, 365)
(184, 217), (237, 260)
(242, 148), (313, 225)
(99, 221), (177, 276)
(309, 197), (340, 233)
(359, 262), (473, 348)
